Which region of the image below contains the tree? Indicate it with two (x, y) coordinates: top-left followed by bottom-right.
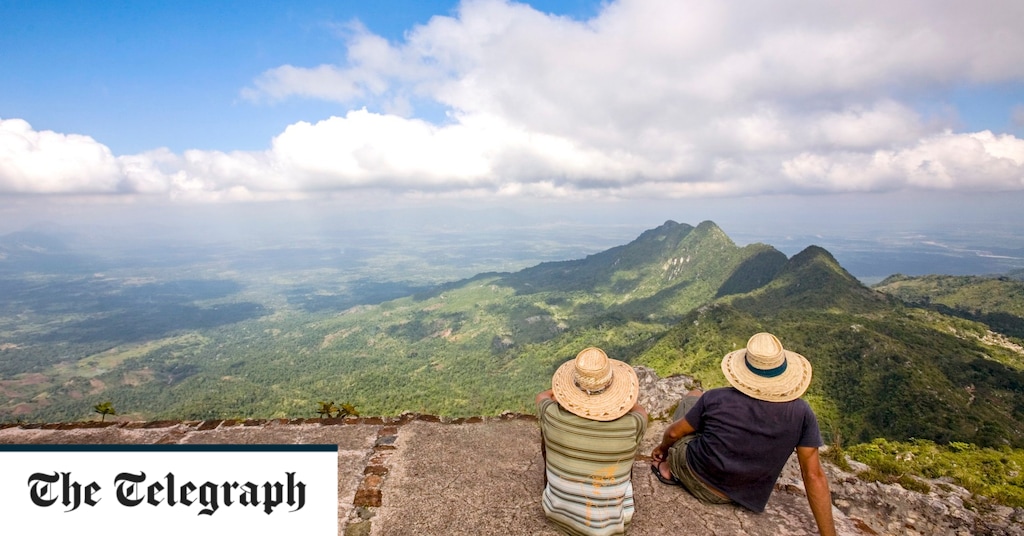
(316, 400), (359, 418)
(316, 400), (339, 419)
(93, 401), (116, 421)
(339, 403), (360, 417)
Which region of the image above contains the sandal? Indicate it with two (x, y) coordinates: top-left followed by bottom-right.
(651, 461), (680, 486)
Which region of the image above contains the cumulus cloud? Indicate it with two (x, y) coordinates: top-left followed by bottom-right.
(3, 0), (1024, 202)
(781, 131), (1024, 192)
(0, 118), (123, 194)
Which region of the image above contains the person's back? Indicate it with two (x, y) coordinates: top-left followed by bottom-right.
(650, 333), (837, 536)
(536, 347), (647, 536)
(682, 387), (820, 511)
(538, 397), (646, 536)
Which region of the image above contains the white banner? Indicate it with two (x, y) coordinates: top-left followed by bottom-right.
(0, 445), (338, 536)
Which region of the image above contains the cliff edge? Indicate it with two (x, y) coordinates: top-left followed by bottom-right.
(1, 368), (1021, 536)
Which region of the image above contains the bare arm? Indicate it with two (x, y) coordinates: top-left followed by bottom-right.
(796, 446), (837, 536)
(630, 401), (648, 420)
(651, 416), (696, 463)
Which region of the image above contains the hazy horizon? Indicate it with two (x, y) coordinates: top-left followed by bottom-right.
(4, 190), (1024, 285)
(2, 1), (1023, 283)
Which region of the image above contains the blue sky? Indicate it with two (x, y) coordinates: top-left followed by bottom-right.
(1, 1), (461, 154)
(1, 0), (608, 154)
(1, 0), (1023, 239)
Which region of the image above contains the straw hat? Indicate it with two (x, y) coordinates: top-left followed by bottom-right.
(551, 347), (640, 421)
(720, 332), (812, 402)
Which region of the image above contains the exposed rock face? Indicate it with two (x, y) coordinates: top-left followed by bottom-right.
(634, 365), (698, 419)
(1, 368), (1021, 535)
(818, 460), (1024, 536)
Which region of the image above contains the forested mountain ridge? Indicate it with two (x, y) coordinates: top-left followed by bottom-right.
(874, 273), (1024, 339)
(730, 245), (889, 314)
(502, 220), (788, 317)
(2, 221), (1022, 452)
(2, 220), (784, 422)
(636, 247), (1024, 447)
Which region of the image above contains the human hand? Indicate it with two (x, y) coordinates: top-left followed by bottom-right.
(651, 445), (666, 463)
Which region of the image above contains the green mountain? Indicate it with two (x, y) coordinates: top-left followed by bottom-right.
(5, 221), (1022, 451)
(501, 220), (787, 318)
(874, 273), (1024, 339)
(637, 247), (1024, 448)
(4, 220), (784, 422)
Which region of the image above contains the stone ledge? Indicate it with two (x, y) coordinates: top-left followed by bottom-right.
(3, 412), (539, 431)
(2, 417), (1019, 536)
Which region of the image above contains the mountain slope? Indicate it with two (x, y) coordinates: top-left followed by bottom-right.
(637, 247), (1024, 448)
(874, 273), (1024, 339)
(503, 220), (786, 317)
(730, 245), (890, 314)
(432, 219), (796, 332)
(6, 220), (786, 423)
(8, 222), (1022, 452)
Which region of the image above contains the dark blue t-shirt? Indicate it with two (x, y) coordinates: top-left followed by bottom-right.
(684, 387), (822, 512)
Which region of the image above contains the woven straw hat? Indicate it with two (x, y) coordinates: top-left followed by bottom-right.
(721, 332), (812, 402)
(551, 347), (640, 421)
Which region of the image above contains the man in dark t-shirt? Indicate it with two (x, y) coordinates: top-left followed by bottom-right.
(650, 332), (837, 536)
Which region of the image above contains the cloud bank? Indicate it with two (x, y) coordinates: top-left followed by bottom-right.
(3, 0), (1023, 202)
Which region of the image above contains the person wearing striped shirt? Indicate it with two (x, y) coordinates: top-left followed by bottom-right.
(537, 347), (647, 536)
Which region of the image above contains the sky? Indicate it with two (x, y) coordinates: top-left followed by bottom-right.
(1, 0), (1023, 243)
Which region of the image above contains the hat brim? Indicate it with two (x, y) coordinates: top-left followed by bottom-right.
(721, 348), (812, 402)
(551, 358), (639, 421)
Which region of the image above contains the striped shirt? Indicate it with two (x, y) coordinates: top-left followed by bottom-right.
(538, 397), (647, 536)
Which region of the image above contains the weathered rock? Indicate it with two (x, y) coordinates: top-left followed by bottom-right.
(635, 365), (698, 419)
(778, 445), (1024, 536)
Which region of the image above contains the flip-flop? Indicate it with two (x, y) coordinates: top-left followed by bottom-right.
(651, 462), (680, 486)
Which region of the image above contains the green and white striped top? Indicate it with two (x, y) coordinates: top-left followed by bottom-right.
(538, 397), (647, 536)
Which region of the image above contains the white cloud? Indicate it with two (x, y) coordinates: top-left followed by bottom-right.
(0, 118), (122, 194)
(3, 0), (1024, 202)
(782, 130), (1024, 191)
(241, 64), (367, 103)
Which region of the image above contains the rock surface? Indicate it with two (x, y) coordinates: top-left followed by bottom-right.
(2, 370), (1021, 535)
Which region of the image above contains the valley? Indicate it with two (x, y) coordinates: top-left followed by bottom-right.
(0, 220), (1022, 453)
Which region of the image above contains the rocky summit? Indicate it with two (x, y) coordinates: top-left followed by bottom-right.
(1, 368), (1021, 536)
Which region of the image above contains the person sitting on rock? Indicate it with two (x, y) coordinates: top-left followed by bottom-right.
(536, 347), (647, 536)
(650, 332), (837, 536)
